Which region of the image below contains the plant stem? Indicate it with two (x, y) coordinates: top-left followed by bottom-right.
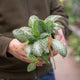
(35, 57), (40, 64)
(14, 41), (28, 52)
(50, 48), (56, 69)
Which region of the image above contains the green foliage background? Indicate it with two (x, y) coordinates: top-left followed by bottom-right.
(60, 0), (80, 25)
(68, 33), (80, 62)
(60, 0), (80, 62)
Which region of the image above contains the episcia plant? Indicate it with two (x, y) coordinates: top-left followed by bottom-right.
(13, 15), (67, 72)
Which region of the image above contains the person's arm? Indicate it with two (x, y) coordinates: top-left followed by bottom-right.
(8, 39), (45, 66)
(0, 23), (45, 66)
(0, 13), (13, 57)
(0, 35), (12, 57)
(49, 0), (69, 56)
(50, 0), (69, 38)
(0, 13), (44, 66)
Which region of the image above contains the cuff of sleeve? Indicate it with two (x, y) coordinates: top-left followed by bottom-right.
(0, 36), (13, 57)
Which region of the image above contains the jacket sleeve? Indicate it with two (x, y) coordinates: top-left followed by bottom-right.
(0, 14), (13, 57)
(50, 0), (70, 38)
(0, 35), (12, 57)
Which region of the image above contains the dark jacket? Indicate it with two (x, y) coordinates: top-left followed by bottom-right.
(0, 0), (68, 79)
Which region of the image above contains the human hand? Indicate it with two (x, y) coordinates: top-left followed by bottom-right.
(54, 29), (66, 45)
(36, 58), (45, 66)
(8, 39), (31, 63)
(50, 28), (66, 56)
(8, 39), (45, 66)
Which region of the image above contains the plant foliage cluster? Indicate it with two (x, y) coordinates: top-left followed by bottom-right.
(13, 15), (67, 72)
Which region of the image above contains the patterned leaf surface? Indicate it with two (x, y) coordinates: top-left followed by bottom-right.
(25, 44), (32, 55)
(32, 40), (43, 56)
(27, 54), (39, 63)
(41, 53), (50, 65)
(53, 23), (64, 29)
(28, 15), (39, 28)
(39, 33), (49, 39)
(51, 39), (67, 57)
(27, 63), (36, 72)
(40, 37), (48, 52)
(45, 21), (54, 33)
(45, 15), (61, 23)
(13, 27), (36, 43)
(33, 20), (46, 37)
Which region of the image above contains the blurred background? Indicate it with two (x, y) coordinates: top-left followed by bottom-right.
(54, 0), (80, 80)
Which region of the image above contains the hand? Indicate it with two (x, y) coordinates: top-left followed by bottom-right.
(54, 29), (66, 45)
(36, 58), (45, 66)
(8, 39), (45, 66)
(50, 29), (66, 56)
(8, 39), (30, 63)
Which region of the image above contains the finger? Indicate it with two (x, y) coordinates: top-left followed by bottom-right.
(18, 55), (32, 63)
(17, 50), (27, 57)
(60, 38), (66, 45)
(54, 29), (66, 45)
(36, 62), (44, 66)
(54, 33), (62, 41)
(12, 51), (30, 63)
(36, 58), (45, 66)
(38, 58), (45, 63)
(52, 49), (58, 56)
(38, 58), (43, 61)
(37, 64), (42, 66)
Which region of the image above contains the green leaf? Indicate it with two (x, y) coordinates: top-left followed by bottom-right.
(45, 21), (54, 33)
(32, 37), (49, 56)
(53, 30), (58, 35)
(53, 27), (60, 31)
(27, 63), (36, 72)
(39, 33), (49, 39)
(45, 15), (61, 23)
(32, 40), (43, 56)
(50, 48), (56, 69)
(53, 23), (64, 28)
(24, 44), (32, 55)
(33, 20), (46, 37)
(28, 15), (39, 28)
(44, 48), (49, 54)
(40, 37), (49, 54)
(13, 27), (36, 43)
(40, 37), (48, 52)
(41, 53), (50, 65)
(27, 54), (39, 63)
(51, 39), (67, 57)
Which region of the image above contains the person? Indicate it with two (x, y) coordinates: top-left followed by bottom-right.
(0, 0), (69, 80)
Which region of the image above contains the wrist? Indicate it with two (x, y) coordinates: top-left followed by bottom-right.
(8, 39), (17, 54)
